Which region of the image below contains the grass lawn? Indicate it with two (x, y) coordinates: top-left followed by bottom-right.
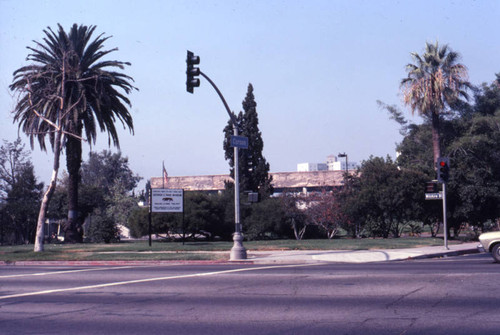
(0, 237), (461, 262)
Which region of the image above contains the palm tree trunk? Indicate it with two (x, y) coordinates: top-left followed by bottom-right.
(431, 111), (441, 169)
(34, 129), (62, 252)
(64, 131), (83, 243)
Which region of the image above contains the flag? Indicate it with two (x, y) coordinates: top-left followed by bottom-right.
(162, 162), (168, 188)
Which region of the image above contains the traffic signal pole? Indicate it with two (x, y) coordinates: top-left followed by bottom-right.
(442, 183), (448, 250)
(186, 56), (246, 260)
(198, 72), (238, 126)
(198, 72), (246, 260)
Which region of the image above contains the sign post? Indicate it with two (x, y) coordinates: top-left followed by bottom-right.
(148, 188), (184, 246)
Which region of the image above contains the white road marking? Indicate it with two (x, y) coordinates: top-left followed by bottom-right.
(0, 263), (319, 300)
(0, 266), (135, 279)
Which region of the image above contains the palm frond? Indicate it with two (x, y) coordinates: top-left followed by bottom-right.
(10, 23), (136, 153)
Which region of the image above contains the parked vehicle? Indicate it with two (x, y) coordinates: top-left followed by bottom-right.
(478, 231), (500, 262)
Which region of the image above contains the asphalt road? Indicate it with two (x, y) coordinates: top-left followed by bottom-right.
(1, 254), (499, 335)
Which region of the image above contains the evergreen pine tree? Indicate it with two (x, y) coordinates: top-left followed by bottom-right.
(223, 84), (273, 199)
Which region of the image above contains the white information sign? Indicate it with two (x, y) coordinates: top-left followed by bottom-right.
(151, 189), (184, 213)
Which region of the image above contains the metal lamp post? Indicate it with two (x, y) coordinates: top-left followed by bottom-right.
(338, 152), (358, 237)
(338, 152), (348, 177)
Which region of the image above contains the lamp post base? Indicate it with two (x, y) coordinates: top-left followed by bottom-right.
(230, 232), (247, 260)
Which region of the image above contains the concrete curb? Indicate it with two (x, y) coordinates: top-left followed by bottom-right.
(246, 243), (480, 264)
(409, 247), (480, 260)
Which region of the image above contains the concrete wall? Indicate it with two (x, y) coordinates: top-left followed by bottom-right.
(150, 170), (347, 193)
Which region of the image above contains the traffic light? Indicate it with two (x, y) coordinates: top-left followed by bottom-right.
(425, 181), (438, 193)
(186, 50), (200, 93)
(437, 157), (450, 183)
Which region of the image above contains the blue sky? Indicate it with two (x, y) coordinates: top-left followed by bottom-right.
(1, 0), (499, 190)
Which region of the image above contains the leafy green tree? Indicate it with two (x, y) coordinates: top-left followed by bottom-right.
(401, 41), (471, 168)
(43, 180), (69, 241)
(378, 101), (444, 236)
(10, 24), (136, 248)
(280, 192), (308, 240)
(0, 139), (30, 200)
(303, 190), (347, 239)
(84, 208), (120, 243)
(85, 181), (138, 243)
(80, 151), (141, 242)
(386, 77), (500, 237)
(81, 151), (141, 194)
(127, 192), (230, 241)
(127, 208), (149, 238)
(244, 198), (290, 240)
(127, 207), (177, 240)
(378, 101), (435, 174)
(45, 151), (141, 242)
(182, 192), (227, 240)
(346, 156), (428, 238)
(336, 172), (362, 238)
(223, 84), (273, 199)
(1, 161), (43, 244)
(445, 82), (500, 234)
(0, 139), (44, 244)
(4, 164), (44, 244)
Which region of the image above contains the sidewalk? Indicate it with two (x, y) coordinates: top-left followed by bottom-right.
(1, 243), (479, 266)
(244, 242), (479, 264)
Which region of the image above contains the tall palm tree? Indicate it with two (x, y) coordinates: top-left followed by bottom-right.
(10, 24), (136, 246)
(401, 41), (471, 168)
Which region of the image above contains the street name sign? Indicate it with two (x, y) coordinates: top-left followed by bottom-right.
(425, 192), (443, 200)
(151, 188), (184, 212)
(230, 135), (248, 149)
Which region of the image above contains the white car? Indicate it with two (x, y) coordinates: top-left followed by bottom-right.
(478, 231), (500, 262)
